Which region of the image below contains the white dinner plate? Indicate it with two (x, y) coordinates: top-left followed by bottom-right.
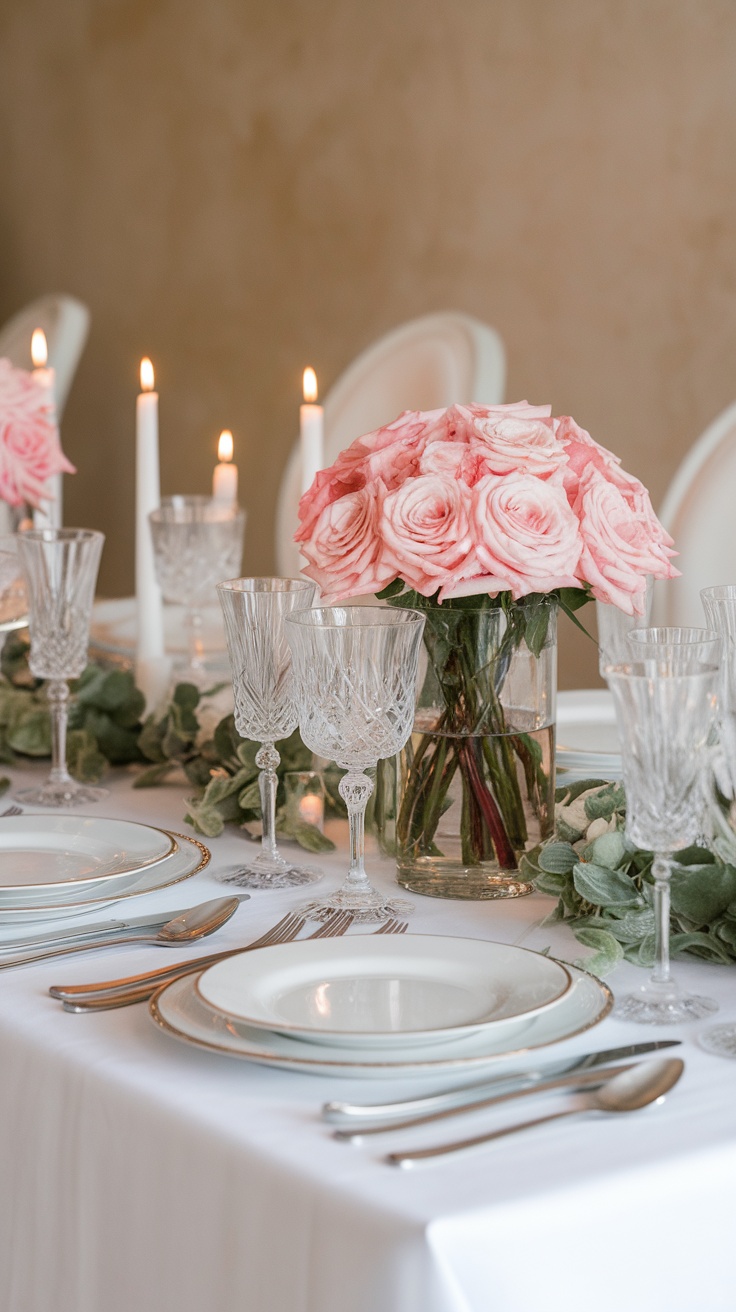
(0, 815), (177, 907)
(195, 936), (572, 1049)
(0, 831), (209, 924)
(91, 598), (226, 659)
(556, 689), (622, 781)
(151, 962), (613, 1079)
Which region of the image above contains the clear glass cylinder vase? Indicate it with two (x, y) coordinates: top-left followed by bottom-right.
(376, 598), (557, 899)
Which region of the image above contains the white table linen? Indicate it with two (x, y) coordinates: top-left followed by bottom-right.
(2, 764), (736, 1312)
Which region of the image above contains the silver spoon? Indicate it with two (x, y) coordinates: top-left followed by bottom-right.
(0, 897), (241, 969)
(385, 1057), (685, 1167)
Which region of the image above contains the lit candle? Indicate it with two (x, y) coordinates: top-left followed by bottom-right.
(212, 429), (238, 504)
(300, 367), (324, 495)
(31, 330), (61, 530)
(299, 792), (324, 830)
(135, 357), (167, 708)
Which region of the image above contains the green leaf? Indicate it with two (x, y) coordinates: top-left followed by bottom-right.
(7, 708), (51, 757)
(133, 762), (174, 788)
(184, 801), (225, 837)
(238, 779), (262, 812)
(284, 820), (336, 853)
(538, 842), (578, 874)
(669, 862), (736, 926)
(572, 861), (642, 907)
(173, 682), (201, 712)
(585, 830), (628, 870)
(572, 927), (624, 976)
(66, 729), (107, 783)
(583, 782), (626, 822)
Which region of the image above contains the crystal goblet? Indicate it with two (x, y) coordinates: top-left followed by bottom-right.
(285, 605), (426, 923)
(628, 626), (722, 664)
(605, 658), (719, 1023)
(16, 528), (105, 808)
(149, 496), (245, 684)
(217, 577), (321, 889)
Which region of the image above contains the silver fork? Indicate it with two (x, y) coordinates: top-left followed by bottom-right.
(373, 919), (408, 935)
(0, 804), (22, 818)
(54, 910), (356, 1012)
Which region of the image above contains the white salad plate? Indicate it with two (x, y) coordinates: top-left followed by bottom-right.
(152, 963), (613, 1080)
(0, 831), (209, 925)
(556, 689), (622, 782)
(195, 936), (573, 1049)
(0, 815), (177, 907)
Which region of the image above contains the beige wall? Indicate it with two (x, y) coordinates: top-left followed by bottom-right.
(1, 0), (735, 687)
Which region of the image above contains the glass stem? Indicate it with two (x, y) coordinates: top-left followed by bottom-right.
(47, 679), (73, 786)
(340, 769), (373, 890)
(256, 743), (280, 863)
(186, 606), (205, 672)
(651, 853), (672, 986)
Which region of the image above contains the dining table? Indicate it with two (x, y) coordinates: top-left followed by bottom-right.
(1, 759), (736, 1312)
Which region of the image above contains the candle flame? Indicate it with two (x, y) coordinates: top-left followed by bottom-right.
(31, 329), (48, 368)
(140, 357), (155, 391)
(218, 429), (234, 462)
(303, 367), (318, 404)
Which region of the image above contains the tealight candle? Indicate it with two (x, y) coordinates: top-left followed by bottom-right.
(300, 367), (324, 495)
(135, 357), (167, 707)
(31, 329), (61, 530)
(213, 429), (238, 504)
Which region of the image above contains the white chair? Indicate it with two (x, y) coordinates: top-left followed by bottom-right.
(275, 311), (506, 576)
(652, 400), (736, 626)
(0, 294), (90, 420)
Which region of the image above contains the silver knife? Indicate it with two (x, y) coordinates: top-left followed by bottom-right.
(333, 1061), (639, 1140)
(321, 1040), (681, 1124)
(0, 898), (250, 954)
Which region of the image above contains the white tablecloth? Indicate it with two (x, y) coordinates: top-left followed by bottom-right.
(2, 764), (736, 1312)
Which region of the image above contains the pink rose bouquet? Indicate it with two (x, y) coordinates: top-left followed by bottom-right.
(295, 402), (678, 884)
(0, 358), (75, 509)
(296, 400), (676, 616)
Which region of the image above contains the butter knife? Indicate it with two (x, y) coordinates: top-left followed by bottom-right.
(333, 1060), (639, 1139)
(322, 1040), (681, 1124)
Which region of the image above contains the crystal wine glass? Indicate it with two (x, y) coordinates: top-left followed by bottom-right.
(16, 528), (105, 807)
(605, 658), (719, 1023)
(628, 626), (722, 664)
(596, 577), (653, 673)
(216, 577), (321, 889)
(149, 496), (245, 683)
(696, 587), (736, 1055)
(285, 605), (426, 923)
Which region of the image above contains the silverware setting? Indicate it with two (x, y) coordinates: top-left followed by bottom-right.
(384, 1058), (685, 1167)
(0, 897), (242, 969)
(322, 1040), (682, 1125)
(52, 908), (389, 1011)
(0, 804), (22, 818)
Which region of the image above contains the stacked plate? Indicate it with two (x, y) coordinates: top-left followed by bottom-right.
(150, 935), (613, 1080)
(556, 689), (622, 784)
(0, 815), (209, 925)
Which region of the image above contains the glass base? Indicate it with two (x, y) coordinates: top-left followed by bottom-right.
(300, 884), (415, 925)
(16, 781), (109, 808)
(697, 1024), (736, 1058)
(220, 858), (322, 890)
(398, 864), (534, 900)
(615, 989), (719, 1025)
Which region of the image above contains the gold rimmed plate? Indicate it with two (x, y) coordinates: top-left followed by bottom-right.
(0, 832), (209, 925)
(150, 963), (613, 1080)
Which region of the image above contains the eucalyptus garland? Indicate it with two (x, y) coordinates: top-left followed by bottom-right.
(0, 633), (340, 853)
(520, 777), (736, 975)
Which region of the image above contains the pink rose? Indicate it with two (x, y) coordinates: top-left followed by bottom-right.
(0, 360), (75, 508)
(299, 485), (395, 601)
(445, 472), (583, 601)
(381, 474), (477, 596)
(574, 464), (678, 614)
(468, 414), (567, 480)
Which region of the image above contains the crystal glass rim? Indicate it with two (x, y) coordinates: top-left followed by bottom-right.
(149, 497), (243, 524)
(628, 626), (721, 645)
(217, 576), (314, 595)
(19, 528), (104, 544)
(701, 585), (736, 603)
(284, 605), (426, 630)
(604, 660), (719, 681)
